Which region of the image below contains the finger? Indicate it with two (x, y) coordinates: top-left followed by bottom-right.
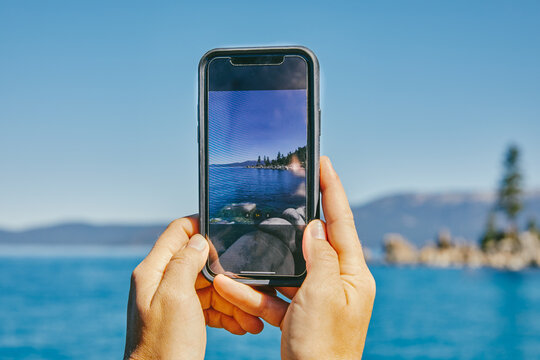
(197, 286), (264, 334)
(302, 220), (340, 284)
(213, 274), (288, 328)
(276, 287), (298, 300)
(155, 234), (209, 300)
(146, 216), (199, 267)
(207, 238), (226, 274)
(196, 272), (211, 290)
(256, 286), (277, 296)
(232, 307), (264, 334)
(134, 216), (199, 305)
(205, 308), (247, 335)
(320, 156), (367, 274)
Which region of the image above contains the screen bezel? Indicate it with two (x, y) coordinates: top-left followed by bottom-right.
(198, 47), (320, 285)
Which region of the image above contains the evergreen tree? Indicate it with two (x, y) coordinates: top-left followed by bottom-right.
(480, 212), (499, 250)
(527, 218), (539, 236)
(497, 145), (523, 232)
(257, 156), (261, 166)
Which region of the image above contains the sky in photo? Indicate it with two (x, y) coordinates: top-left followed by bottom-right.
(1, 1), (539, 228)
(208, 90), (306, 165)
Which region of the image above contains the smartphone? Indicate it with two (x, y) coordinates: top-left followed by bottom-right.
(198, 46), (320, 286)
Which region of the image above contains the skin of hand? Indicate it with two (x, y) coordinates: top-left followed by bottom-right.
(124, 216), (264, 360)
(213, 156), (376, 359)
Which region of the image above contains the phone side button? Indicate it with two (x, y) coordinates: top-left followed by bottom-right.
(318, 108), (321, 135)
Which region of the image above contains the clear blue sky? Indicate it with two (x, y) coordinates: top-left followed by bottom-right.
(208, 90), (306, 165)
(1, 1), (539, 229)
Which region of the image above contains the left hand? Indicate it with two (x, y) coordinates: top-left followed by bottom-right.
(124, 216), (264, 360)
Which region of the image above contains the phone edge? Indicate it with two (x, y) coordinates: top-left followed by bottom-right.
(198, 46), (320, 287)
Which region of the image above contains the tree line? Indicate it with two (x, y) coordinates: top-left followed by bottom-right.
(481, 144), (539, 248)
(256, 146), (307, 167)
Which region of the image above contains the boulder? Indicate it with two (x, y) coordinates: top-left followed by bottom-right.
(258, 217), (297, 251)
(295, 206), (306, 221)
(282, 208), (306, 226)
(384, 234), (418, 264)
(216, 230), (295, 275)
(221, 202), (256, 219)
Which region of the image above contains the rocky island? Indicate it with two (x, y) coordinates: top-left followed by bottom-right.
(383, 229), (540, 271)
(383, 145), (540, 271)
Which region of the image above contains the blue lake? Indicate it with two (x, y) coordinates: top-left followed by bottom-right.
(1, 256), (539, 359)
(209, 167), (305, 221)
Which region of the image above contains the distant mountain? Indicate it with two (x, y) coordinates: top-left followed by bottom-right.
(1, 191), (539, 250)
(352, 191), (540, 248)
(210, 160), (257, 167)
(0, 223), (165, 246)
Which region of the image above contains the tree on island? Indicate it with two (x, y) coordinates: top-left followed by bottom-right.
(527, 218), (539, 237)
(480, 212), (502, 249)
(257, 156), (261, 166)
(497, 145), (523, 233)
(481, 144), (524, 249)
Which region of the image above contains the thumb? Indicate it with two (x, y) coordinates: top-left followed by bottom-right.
(302, 220), (340, 281)
(160, 234), (209, 292)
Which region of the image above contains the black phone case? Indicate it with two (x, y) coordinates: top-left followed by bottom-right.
(198, 46), (320, 286)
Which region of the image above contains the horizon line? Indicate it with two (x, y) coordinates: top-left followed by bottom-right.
(2, 188), (540, 232)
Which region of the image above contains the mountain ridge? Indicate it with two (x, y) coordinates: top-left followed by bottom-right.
(352, 190), (540, 247)
(209, 160), (257, 167)
(1, 190), (539, 249)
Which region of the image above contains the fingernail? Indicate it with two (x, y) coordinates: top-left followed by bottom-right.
(309, 220), (326, 240)
(188, 235), (207, 252)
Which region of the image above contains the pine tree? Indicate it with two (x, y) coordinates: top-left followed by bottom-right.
(257, 156), (261, 166)
(480, 212), (499, 250)
(527, 218), (539, 236)
(497, 145), (523, 233)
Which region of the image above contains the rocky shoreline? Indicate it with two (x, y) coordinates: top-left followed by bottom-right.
(246, 164), (303, 170)
(383, 230), (540, 271)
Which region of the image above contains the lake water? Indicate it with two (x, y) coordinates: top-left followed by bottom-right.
(209, 167), (305, 221)
(1, 256), (539, 359)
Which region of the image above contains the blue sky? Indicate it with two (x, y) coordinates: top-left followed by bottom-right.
(208, 90), (306, 165)
(1, 1), (539, 229)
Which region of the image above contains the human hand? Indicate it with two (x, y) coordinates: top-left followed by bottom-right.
(124, 216), (264, 360)
(213, 156), (376, 359)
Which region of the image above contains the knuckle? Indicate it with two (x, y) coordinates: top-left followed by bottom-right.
(326, 215), (356, 231)
(315, 245), (338, 263)
(131, 263), (144, 284)
(134, 296), (150, 318)
(170, 253), (193, 268)
(167, 218), (188, 233)
(210, 291), (220, 311)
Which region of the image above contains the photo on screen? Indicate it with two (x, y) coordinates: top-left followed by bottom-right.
(208, 87), (307, 276)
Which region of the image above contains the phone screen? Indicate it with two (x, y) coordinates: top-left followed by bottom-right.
(206, 55), (308, 277)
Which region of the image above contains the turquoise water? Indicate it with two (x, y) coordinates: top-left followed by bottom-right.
(1, 257), (539, 359)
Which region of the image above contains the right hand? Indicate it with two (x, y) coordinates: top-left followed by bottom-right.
(213, 156), (376, 359)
